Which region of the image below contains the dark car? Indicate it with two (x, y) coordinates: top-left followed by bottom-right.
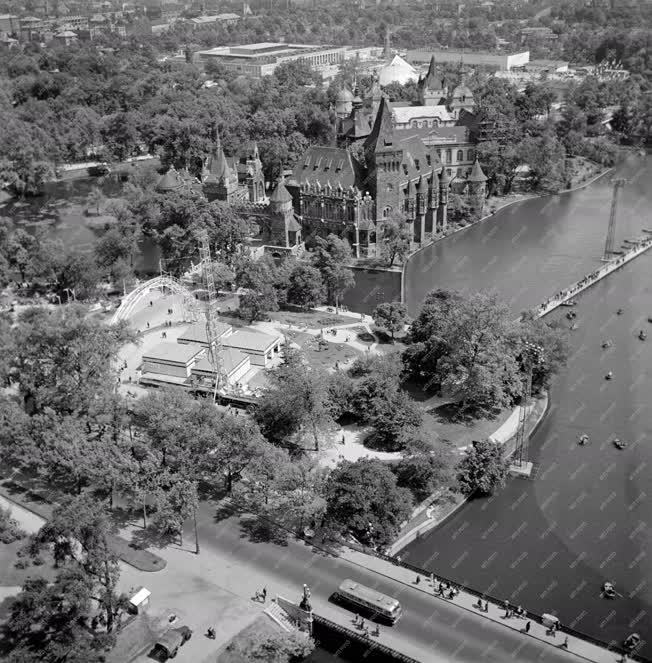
(88, 164), (110, 176)
(152, 626), (192, 660)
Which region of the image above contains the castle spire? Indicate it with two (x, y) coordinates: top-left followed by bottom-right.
(364, 96), (394, 154)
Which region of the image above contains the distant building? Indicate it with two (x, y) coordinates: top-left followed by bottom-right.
(408, 48), (529, 71)
(520, 27), (558, 43)
(222, 329), (283, 367)
(194, 42), (347, 78)
(0, 14), (19, 35)
(53, 29), (78, 45)
(377, 55), (419, 86)
(188, 13), (240, 27)
(525, 59), (568, 74)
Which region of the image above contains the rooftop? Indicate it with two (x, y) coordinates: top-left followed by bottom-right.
(178, 321), (232, 345)
(290, 146), (363, 191)
(191, 347), (250, 376)
(142, 342), (203, 365)
(223, 329), (282, 353)
(392, 105), (455, 124)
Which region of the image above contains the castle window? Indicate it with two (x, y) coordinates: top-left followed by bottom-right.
(426, 154), (431, 166)
(457, 167), (462, 177)
(436, 149), (442, 159)
(447, 168), (452, 177)
(415, 159), (420, 170)
(445, 150), (452, 164)
(457, 150), (464, 162)
(467, 149), (474, 161)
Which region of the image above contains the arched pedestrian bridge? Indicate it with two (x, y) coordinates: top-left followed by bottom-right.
(111, 275), (200, 325)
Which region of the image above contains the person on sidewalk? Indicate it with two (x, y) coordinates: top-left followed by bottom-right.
(484, 601), (489, 612)
(261, 587), (267, 603)
(372, 624), (380, 637)
(415, 576), (421, 585)
(560, 636), (568, 649)
(525, 621), (531, 633)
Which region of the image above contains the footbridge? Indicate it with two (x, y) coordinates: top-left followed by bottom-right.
(111, 275), (201, 325)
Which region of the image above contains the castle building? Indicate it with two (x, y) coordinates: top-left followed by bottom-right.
(154, 92), (486, 260)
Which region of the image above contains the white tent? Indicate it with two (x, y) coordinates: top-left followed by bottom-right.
(378, 55), (418, 86)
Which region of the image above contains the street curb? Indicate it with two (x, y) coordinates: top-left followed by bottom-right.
(339, 551), (611, 663)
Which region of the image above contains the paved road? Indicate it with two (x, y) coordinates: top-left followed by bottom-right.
(197, 503), (584, 663)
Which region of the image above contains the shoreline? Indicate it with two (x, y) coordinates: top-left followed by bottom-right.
(400, 164), (614, 305)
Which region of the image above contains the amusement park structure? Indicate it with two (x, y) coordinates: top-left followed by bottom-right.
(603, 178), (626, 261)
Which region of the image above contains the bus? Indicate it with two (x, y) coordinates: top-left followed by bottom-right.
(335, 579), (403, 624)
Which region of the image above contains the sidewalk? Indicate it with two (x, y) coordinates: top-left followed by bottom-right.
(339, 547), (631, 663)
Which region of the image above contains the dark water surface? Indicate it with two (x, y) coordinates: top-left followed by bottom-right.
(402, 153), (652, 658)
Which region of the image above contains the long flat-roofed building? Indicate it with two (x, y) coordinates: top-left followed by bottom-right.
(194, 42), (347, 78)
(407, 49), (529, 71)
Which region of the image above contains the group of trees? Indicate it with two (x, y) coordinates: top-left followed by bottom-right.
(403, 290), (569, 417)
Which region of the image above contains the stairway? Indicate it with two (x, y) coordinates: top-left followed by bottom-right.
(264, 601), (298, 633)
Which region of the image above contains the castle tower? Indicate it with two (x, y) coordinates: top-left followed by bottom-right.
(438, 167), (451, 231)
(450, 69), (475, 116)
(202, 133), (238, 203)
(335, 86), (354, 118)
(363, 96), (402, 222)
(244, 142), (265, 203)
(418, 55), (447, 106)
(268, 177), (301, 247)
(467, 158), (487, 218)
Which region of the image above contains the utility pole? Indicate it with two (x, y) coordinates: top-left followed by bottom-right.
(198, 230), (224, 402)
(603, 179), (626, 261)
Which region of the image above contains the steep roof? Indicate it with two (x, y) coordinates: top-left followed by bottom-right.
(269, 179), (293, 203)
(291, 146), (364, 191)
(467, 158), (487, 183)
(421, 54), (444, 92)
(337, 86), (354, 102)
(364, 96), (395, 154)
(395, 134), (437, 181)
(204, 134), (233, 182)
(155, 166), (183, 192)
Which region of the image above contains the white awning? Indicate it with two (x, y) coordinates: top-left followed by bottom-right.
(129, 587), (151, 606)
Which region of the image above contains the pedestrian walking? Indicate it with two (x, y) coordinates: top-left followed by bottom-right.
(430, 573), (434, 586)
(359, 618), (365, 630)
(262, 587), (267, 602)
(438, 583), (444, 597)
(561, 636), (568, 649)
(525, 621), (531, 633)
(484, 601), (489, 612)
(415, 576), (420, 585)
(150, 301), (153, 306)
(353, 614), (359, 626)
(372, 624), (380, 637)
(146, 322), (150, 328)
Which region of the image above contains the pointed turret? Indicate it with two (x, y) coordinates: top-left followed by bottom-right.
(419, 54), (447, 106)
(203, 133), (232, 183)
(439, 167), (451, 187)
(269, 177), (293, 206)
(364, 96), (394, 155)
(155, 166), (183, 193)
(467, 158), (487, 183)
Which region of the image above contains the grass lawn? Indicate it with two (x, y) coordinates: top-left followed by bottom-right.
(0, 540), (57, 587)
(284, 330), (362, 370)
(420, 400), (512, 451)
(269, 309), (353, 328)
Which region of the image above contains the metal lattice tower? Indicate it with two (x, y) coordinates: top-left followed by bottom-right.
(603, 179), (626, 261)
(198, 230), (224, 400)
(514, 342), (544, 467)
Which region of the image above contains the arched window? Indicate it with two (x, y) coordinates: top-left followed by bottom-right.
(445, 149), (452, 164)
(467, 149), (474, 161)
(456, 150), (464, 162)
(457, 167), (463, 177)
(382, 206), (392, 218)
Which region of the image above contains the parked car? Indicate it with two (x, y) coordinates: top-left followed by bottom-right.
(152, 626), (192, 660)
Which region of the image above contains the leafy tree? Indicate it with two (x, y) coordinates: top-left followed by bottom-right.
(323, 459), (412, 547)
(32, 494), (129, 635)
(312, 234), (355, 312)
(518, 132), (567, 192)
(224, 629), (315, 663)
(287, 263), (325, 309)
(457, 439), (510, 495)
(86, 186), (105, 215)
(476, 141), (520, 196)
(372, 301), (407, 340)
(12, 306), (133, 415)
(405, 290), (522, 416)
(5, 571), (108, 663)
(239, 285), (279, 323)
(254, 348), (335, 451)
(380, 217), (412, 266)
(393, 437), (456, 503)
